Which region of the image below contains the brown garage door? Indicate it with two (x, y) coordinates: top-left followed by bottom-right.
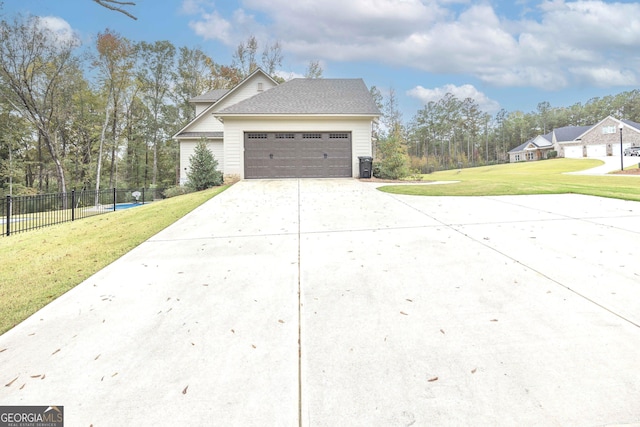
(244, 132), (352, 178)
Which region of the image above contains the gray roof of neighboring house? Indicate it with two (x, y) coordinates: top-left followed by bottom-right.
(508, 131), (554, 153)
(175, 131), (223, 139)
(622, 119), (640, 131)
(508, 141), (530, 153)
(215, 78), (381, 116)
(554, 125), (592, 142)
(190, 89), (230, 103)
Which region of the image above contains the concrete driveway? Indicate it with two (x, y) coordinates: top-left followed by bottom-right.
(1, 179), (640, 426)
(567, 155), (640, 175)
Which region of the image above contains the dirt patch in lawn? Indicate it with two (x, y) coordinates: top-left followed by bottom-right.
(611, 168), (640, 175)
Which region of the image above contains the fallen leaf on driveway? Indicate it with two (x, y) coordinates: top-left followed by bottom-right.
(440, 329), (445, 334)
(471, 368), (477, 374)
(428, 376), (438, 382)
(51, 348), (60, 355)
(278, 320), (284, 323)
(490, 319), (498, 322)
(5, 376), (18, 387)
(182, 385), (188, 395)
(400, 311), (408, 316)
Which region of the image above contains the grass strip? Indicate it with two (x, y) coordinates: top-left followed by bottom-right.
(0, 186), (228, 335)
(378, 159), (640, 201)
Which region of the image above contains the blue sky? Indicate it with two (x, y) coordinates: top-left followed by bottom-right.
(3, 0), (640, 119)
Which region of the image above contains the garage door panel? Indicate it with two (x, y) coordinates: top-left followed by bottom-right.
(245, 132), (352, 179)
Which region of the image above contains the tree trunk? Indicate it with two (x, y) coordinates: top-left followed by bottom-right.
(96, 93), (112, 206)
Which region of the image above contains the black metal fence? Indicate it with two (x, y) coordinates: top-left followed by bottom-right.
(1, 188), (164, 237)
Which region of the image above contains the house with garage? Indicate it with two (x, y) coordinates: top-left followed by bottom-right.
(173, 68), (381, 181)
(509, 116), (640, 162)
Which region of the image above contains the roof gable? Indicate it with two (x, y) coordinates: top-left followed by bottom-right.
(215, 78), (381, 116)
(173, 68), (278, 139)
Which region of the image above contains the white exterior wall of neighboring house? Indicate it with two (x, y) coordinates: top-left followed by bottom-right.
(579, 117), (622, 156)
(220, 116), (374, 179)
(179, 140), (224, 185)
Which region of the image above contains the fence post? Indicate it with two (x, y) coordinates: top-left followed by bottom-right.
(142, 188), (145, 205)
(6, 195), (11, 237)
(113, 188), (116, 212)
(71, 190), (75, 221)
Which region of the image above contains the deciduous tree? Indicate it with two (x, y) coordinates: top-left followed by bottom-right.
(0, 15), (80, 194)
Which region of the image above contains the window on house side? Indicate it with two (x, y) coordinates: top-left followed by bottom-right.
(602, 126), (616, 134)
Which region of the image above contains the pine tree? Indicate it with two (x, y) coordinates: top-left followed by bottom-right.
(187, 140), (222, 190)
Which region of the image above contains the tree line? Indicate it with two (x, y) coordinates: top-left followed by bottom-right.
(375, 87), (640, 176)
(3, 10), (640, 192)
(0, 14), (321, 197)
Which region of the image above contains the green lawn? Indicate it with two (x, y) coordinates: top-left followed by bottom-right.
(0, 186), (228, 335)
(378, 159), (640, 201)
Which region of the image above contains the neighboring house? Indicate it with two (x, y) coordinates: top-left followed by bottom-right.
(508, 116), (640, 162)
(173, 68), (381, 181)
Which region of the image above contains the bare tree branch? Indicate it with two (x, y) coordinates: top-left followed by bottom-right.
(93, 0), (137, 20)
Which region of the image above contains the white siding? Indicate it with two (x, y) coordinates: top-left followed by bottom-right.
(179, 140), (224, 185)
(221, 116), (374, 178)
(213, 74), (277, 112)
(191, 114), (224, 133)
(194, 103), (210, 116)
(179, 74), (276, 137)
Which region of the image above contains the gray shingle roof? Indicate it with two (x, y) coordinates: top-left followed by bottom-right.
(190, 89), (230, 103)
(554, 125), (592, 142)
(622, 119), (640, 131)
(215, 78), (381, 116)
(508, 141), (530, 153)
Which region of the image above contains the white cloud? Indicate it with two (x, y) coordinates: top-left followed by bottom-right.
(407, 84), (501, 113)
(35, 16), (79, 46)
(186, 0), (640, 90)
(568, 66), (638, 87)
(188, 10), (233, 44)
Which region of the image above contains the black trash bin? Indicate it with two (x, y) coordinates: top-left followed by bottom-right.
(358, 156), (373, 179)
